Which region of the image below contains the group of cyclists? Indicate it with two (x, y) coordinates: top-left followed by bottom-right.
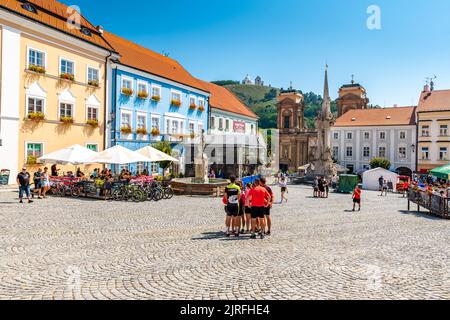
(222, 176), (275, 239)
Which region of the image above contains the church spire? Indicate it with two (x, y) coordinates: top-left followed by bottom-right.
(322, 64), (331, 114)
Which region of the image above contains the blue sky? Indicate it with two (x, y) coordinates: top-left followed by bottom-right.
(63, 0), (450, 106)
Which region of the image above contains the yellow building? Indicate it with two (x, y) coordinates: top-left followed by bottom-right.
(0, 1), (115, 183)
(416, 85), (450, 173)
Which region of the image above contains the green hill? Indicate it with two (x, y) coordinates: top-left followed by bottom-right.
(214, 83), (337, 129)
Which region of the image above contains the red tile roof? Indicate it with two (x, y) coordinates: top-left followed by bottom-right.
(103, 31), (209, 93)
(417, 89), (450, 112)
(0, 0), (114, 51)
(197, 80), (258, 120)
(334, 106), (416, 127)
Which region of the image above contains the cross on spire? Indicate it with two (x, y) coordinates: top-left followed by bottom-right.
(351, 74), (355, 84)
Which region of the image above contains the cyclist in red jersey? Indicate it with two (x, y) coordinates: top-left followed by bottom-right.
(248, 179), (270, 239)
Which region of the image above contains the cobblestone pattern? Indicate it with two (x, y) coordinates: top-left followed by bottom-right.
(0, 186), (450, 300)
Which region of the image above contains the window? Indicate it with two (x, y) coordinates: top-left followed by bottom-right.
(284, 115), (290, 129)
(421, 147), (429, 160)
(364, 132), (370, 140)
(189, 122), (195, 135)
(198, 98), (205, 108)
(363, 147), (370, 158)
(171, 91), (181, 102)
(332, 146), (339, 160)
(172, 120), (179, 134)
(333, 132), (339, 140)
(211, 117), (216, 129)
(189, 96), (196, 106)
(121, 112), (131, 128)
(59, 103), (73, 118)
(440, 147), (448, 161)
(346, 164), (355, 174)
(60, 58), (74, 75)
(421, 125), (430, 137)
(122, 78), (132, 90)
(198, 123), (203, 134)
(27, 143), (43, 158)
(346, 146), (353, 158)
(151, 163), (159, 173)
(86, 144), (98, 152)
(136, 162), (145, 174)
(400, 131), (406, 140)
(87, 106), (98, 121)
(251, 124), (255, 134)
(399, 147), (407, 159)
(28, 48), (45, 68)
(151, 117), (160, 130)
(151, 85), (161, 98)
(27, 97), (44, 114)
(80, 27), (92, 37)
(225, 119), (230, 131)
(166, 119), (171, 134)
(346, 132), (353, 140)
(137, 115), (146, 129)
(219, 118), (223, 131)
(379, 131), (386, 140)
(379, 147), (386, 158)
(137, 82), (148, 94)
(22, 3), (38, 14)
(440, 125), (448, 136)
(87, 67), (99, 83)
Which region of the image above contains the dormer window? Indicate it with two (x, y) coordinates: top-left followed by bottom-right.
(22, 2), (37, 14)
(80, 27), (92, 37)
(351, 117), (356, 121)
(386, 116), (391, 120)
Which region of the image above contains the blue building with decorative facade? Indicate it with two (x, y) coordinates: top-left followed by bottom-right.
(104, 31), (210, 174)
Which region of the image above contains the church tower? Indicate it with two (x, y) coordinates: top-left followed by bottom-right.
(336, 77), (369, 117)
(277, 87), (305, 131)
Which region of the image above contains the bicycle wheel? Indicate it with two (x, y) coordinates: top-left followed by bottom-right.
(152, 189), (163, 201)
(163, 187), (174, 199)
(132, 190), (144, 202)
(70, 186), (80, 198)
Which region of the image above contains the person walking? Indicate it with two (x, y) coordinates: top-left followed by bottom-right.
(260, 177), (274, 236)
(17, 167), (33, 204)
(352, 184), (362, 212)
(33, 168), (43, 199)
(378, 175), (384, 191)
(313, 177), (319, 198)
(279, 177), (288, 203)
(380, 180), (388, 197)
(248, 179), (270, 239)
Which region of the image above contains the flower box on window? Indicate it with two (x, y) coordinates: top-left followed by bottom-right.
(26, 155), (37, 165)
(151, 128), (160, 136)
(60, 116), (74, 124)
(190, 132), (196, 139)
(171, 99), (181, 107)
(121, 88), (133, 96)
(86, 119), (99, 127)
(151, 95), (161, 102)
(60, 73), (75, 82)
(189, 104), (197, 110)
(136, 128), (148, 135)
(198, 105), (205, 112)
(121, 126), (132, 134)
(28, 65), (46, 74)
(27, 112), (45, 121)
(137, 91), (149, 99)
(88, 80), (99, 87)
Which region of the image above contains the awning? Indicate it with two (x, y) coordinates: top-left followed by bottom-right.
(430, 164), (450, 180)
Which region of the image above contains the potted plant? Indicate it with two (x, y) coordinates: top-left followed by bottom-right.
(28, 65), (46, 74)
(137, 91), (149, 99)
(171, 99), (181, 107)
(60, 73), (75, 81)
(60, 116), (74, 124)
(88, 80), (99, 87)
(189, 103), (197, 110)
(151, 95), (161, 102)
(136, 128), (148, 135)
(120, 126), (132, 134)
(151, 128), (160, 136)
(26, 155), (37, 165)
(198, 105), (205, 112)
(86, 119), (99, 127)
(190, 132), (195, 139)
(27, 112), (45, 122)
(121, 88), (133, 96)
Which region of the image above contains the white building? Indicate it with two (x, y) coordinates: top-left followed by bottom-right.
(331, 106), (417, 175)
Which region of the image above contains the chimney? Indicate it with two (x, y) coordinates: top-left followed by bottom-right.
(423, 83), (430, 93)
(96, 25), (104, 35)
(393, 104), (398, 108)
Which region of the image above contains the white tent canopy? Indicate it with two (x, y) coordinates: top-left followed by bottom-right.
(38, 144), (98, 165)
(362, 167), (399, 191)
(136, 146), (179, 162)
(87, 145), (150, 165)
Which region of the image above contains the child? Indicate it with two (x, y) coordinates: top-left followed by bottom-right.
(352, 185), (362, 212)
(280, 177), (288, 203)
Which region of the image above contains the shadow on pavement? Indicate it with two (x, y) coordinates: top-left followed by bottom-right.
(398, 210), (443, 221)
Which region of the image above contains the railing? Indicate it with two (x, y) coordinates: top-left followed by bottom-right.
(407, 188), (450, 219)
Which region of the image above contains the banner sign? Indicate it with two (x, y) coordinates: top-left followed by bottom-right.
(233, 121), (246, 133)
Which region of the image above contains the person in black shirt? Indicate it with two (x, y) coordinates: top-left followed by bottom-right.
(33, 168), (43, 199)
(17, 167), (33, 204)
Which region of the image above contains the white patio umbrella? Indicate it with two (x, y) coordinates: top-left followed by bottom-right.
(38, 144), (98, 165)
(87, 145), (150, 165)
(136, 146), (179, 162)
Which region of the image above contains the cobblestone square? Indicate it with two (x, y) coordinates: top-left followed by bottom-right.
(1, 185), (450, 300)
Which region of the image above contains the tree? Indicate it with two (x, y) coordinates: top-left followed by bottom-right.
(370, 157), (391, 170)
(152, 141), (173, 170)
